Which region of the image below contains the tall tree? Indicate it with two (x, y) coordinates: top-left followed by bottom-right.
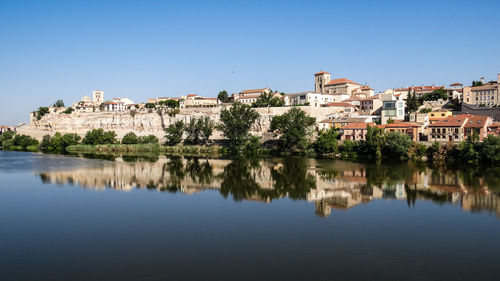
(217, 90), (229, 103)
(270, 108), (316, 151)
(53, 100), (65, 107)
(164, 121), (184, 146)
(218, 103), (259, 151)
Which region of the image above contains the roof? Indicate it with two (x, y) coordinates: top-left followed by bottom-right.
(360, 86), (373, 90)
(326, 78), (361, 86)
(187, 94), (199, 97)
(384, 122), (421, 128)
(428, 114), (469, 127)
(324, 102), (357, 108)
(315, 71), (330, 75)
(240, 88), (268, 94)
(489, 122), (500, 128)
(464, 115), (489, 128)
(471, 84), (498, 91)
(342, 122), (375, 129)
(450, 83), (463, 86)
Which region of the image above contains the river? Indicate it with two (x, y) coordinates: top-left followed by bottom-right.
(1, 150), (499, 280)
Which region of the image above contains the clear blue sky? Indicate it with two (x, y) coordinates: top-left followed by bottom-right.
(1, 0), (499, 125)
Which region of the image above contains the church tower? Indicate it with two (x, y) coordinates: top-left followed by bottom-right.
(92, 90), (104, 104)
(314, 71), (330, 94)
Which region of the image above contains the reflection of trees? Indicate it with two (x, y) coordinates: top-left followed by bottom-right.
(185, 157), (214, 185)
(218, 157), (262, 201)
(160, 156), (185, 193)
(270, 157), (316, 200)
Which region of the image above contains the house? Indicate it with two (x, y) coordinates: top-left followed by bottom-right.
(488, 122), (500, 136)
(340, 122), (375, 141)
(380, 93), (405, 124)
(409, 112), (429, 126)
(427, 114), (492, 142)
(0, 126), (15, 135)
(463, 115), (493, 141)
(284, 92), (334, 107)
(358, 95), (382, 115)
(463, 74), (500, 107)
(428, 109), (452, 124)
(231, 88), (274, 105)
(318, 117), (371, 131)
(322, 102), (357, 114)
(102, 98), (136, 112)
(179, 95), (220, 108)
(382, 122), (424, 141)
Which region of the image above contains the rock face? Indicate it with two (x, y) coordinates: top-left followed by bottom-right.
(18, 106), (342, 140)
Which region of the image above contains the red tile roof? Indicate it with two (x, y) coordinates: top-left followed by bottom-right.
(240, 88), (268, 94)
(324, 102), (357, 108)
(428, 114), (469, 127)
(464, 115), (489, 128)
(327, 78), (360, 86)
(450, 83), (463, 86)
(384, 122), (421, 128)
(342, 122), (375, 129)
(315, 71), (330, 75)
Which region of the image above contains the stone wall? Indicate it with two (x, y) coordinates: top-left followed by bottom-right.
(17, 106), (343, 140)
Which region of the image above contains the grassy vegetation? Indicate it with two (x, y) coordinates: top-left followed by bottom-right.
(66, 143), (161, 154)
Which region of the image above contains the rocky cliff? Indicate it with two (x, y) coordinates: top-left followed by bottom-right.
(17, 106), (341, 140)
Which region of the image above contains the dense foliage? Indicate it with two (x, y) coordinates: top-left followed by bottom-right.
(270, 108), (316, 151)
(217, 90), (229, 103)
(421, 88), (447, 101)
(40, 132), (81, 152)
(35, 107), (49, 120)
(164, 121), (184, 146)
(313, 128), (339, 155)
(0, 131), (38, 150)
(82, 129), (116, 145)
(158, 100), (179, 108)
(184, 117), (214, 145)
(53, 100), (65, 107)
(218, 103), (259, 152)
(252, 92), (284, 107)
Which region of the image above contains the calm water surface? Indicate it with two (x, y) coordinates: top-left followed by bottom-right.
(1, 151), (500, 281)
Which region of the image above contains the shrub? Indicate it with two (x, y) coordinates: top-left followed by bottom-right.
(138, 135), (159, 144)
(82, 129), (116, 145)
(122, 132), (139, 144)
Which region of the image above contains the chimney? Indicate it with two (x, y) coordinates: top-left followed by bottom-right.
(481, 77), (485, 84)
(497, 73), (500, 84)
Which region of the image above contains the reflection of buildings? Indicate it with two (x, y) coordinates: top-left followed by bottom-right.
(37, 157), (500, 218)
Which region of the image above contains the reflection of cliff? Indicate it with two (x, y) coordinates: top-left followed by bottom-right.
(37, 157), (500, 218)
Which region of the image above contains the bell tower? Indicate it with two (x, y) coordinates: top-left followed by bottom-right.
(314, 71), (330, 94)
(92, 90), (104, 104)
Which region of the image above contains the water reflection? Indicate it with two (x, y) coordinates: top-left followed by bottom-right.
(37, 156), (500, 218)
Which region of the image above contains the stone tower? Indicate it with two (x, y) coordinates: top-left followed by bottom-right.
(314, 71), (331, 94)
(92, 90), (104, 104)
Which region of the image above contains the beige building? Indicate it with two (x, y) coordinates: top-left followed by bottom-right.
(179, 95), (220, 108)
(231, 88), (273, 105)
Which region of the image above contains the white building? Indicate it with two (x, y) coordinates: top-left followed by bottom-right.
(284, 92), (335, 107)
(380, 93), (405, 124)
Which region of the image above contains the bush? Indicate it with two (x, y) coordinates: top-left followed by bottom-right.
(36, 107), (49, 120)
(138, 135), (159, 144)
(1, 132), (38, 150)
(82, 129), (116, 145)
(122, 132), (139, 144)
(63, 108), (73, 114)
(383, 132), (413, 160)
(39, 133), (81, 152)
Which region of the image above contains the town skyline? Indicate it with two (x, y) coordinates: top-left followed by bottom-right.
(1, 0), (500, 125)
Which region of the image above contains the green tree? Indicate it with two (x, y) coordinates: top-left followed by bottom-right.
(164, 121), (184, 146)
(199, 116), (214, 144)
(479, 135), (500, 163)
(217, 90), (229, 103)
(138, 135), (159, 144)
(270, 108), (316, 151)
(122, 132), (139, 144)
(406, 91), (419, 113)
(383, 132), (413, 160)
(82, 129), (116, 145)
(472, 80), (484, 86)
(359, 125), (386, 159)
(252, 92), (284, 107)
(36, 107), (49, 120)
(218, 103), (259, 152)
(313, 128), (339, 155)
(159, 100), (179, 108)
(145, 103), (156, 109)
(422, 88), (447, 101)
(53, 100), (65, 107)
